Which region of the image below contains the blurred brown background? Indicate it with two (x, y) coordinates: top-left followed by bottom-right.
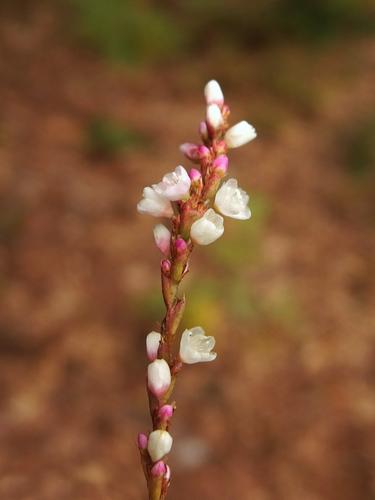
(1, 1), (375, 499)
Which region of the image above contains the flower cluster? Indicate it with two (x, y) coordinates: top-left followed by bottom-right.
(137, 80), (256, 499)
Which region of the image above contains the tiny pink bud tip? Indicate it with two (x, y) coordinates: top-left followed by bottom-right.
(161, 259), (171, 274)
(151, 460), (167, 477)
(189, 168), (202, 182)
(175, 237), (188, 255)
(213, 154), (228, 174)
(198, 145), (210, 159)
(138, 433), (148, 450)
(158, 404), (174, 422)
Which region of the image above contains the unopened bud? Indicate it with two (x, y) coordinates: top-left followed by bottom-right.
(137, 433), (148, 450)
(146, 331), (162, 361)
(206, 104), (223, 130)
(204, 80), (224, 107)
(189, 168), (202, 182)
(153, 224), (171, 256)
(180, 143), (200, 162)
(147, 359), (171, 397)
(161, 259), (171, 275)
(213, 155), (228, 174)
(151, 460), (167, 477)
(158, 404), (174, 422)
(148, 430), (173, 462)
(199, 121), (208, 142)
(175, 237), (188, 255)
(198, 145), (211, 160)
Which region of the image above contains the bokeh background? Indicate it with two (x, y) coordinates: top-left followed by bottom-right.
(1, 1), (375, 499)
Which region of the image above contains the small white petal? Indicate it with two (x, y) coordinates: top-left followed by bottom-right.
(154, 166), (191, 201)
(179, 326), (217, 364)
(148, 430), (173, 462)
(225, 121), (257, 148)
(215, 178), (251, 220)
(190, 209), (224, 245)
(137, 186), (174, 218)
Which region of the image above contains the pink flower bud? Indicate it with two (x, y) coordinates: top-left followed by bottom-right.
(151, 460), (167, 477)
(161, 259), (171, 275)
(199, 121), (208, 141)
(153, 224), (171, 256)
(198, 145), (210, 159)
(137, 433), (148, 450)
(189, 168), (202, 182)
(180, 143), (200, 162)
(165, 464), (171, 482)
(158, 404), (174, 422)
(213, 155), (228, 174)
(175, 237), (188, 255)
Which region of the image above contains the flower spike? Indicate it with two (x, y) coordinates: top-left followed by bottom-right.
(137, 80), (257, 499)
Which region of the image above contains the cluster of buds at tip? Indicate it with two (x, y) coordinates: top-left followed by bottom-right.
(137, 80), (257, 499)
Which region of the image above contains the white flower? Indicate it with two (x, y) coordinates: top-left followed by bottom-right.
(146, 331), (162, 361)
(206, 104), (223, 130)
(154, 166), (191, 201)
(190, 208), (224, 245)
(147, 359), (171, 397)
(153, 224), (171, 256)
(137, 186), (173, 218)
(148, 430), (173, 462)
(179, 327), (217, 364)
(214, 178), (251, 220)
(204, 80), (224, 107)
(224, 121), (257, 148)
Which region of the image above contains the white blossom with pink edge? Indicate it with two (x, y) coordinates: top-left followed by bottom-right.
(146, 331), (162, 361)
(147, 359), (171, 397)
(153, 224), (171, 256)
(190, 208), (224, 245)
(204, 80), (224, 107)
(179, 327), (217, 364)
(154, 166), (191, 201)
(215, 178), (251, 220)
(137, 186), (174, 218)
